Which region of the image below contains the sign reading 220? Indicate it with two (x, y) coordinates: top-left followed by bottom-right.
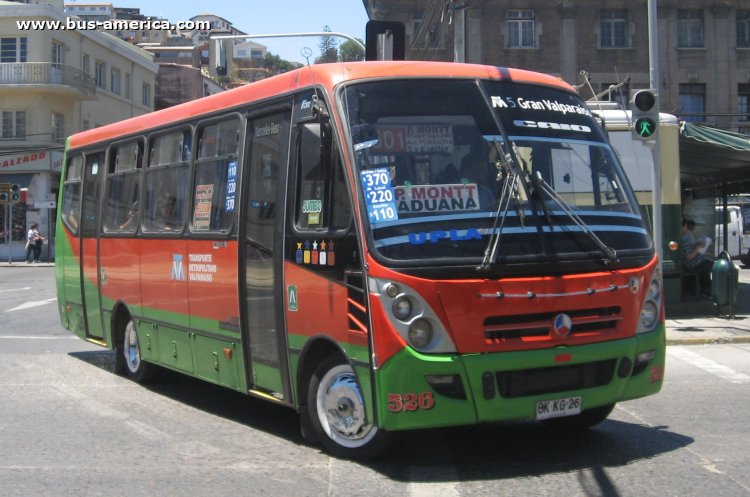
(360, 167), (398, 224)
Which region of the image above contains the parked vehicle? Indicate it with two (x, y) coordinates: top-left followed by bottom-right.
(714, 205), (743, 259)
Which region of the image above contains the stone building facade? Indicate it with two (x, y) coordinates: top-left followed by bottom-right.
(364, 0), (750, 132)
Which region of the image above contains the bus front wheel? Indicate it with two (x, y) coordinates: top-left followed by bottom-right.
(306, 356), (391, 460)
(119, 318), (158, 383)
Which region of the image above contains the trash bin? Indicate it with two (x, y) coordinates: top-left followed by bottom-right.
(711, 251), (739, 318)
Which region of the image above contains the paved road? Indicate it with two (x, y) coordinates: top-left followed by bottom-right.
(1, 265), (750, 496)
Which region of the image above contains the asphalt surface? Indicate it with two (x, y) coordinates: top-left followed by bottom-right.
(3, 260), (750, 346)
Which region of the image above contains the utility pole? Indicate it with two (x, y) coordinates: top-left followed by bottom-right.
(648, 0), (663, 260)
(453, 2), (466, 62)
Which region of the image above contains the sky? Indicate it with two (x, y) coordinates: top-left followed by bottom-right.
(68, 0), (370, 64)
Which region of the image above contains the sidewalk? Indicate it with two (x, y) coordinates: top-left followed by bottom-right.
(665, 265), (750, 345)
(3, 262), (750, 346)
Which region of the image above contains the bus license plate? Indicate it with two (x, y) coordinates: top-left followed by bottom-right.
(535, 396), (582, 420)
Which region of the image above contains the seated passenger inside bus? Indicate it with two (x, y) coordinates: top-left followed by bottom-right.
(157, 194), (181, 230)
(459, 151), (496, 209)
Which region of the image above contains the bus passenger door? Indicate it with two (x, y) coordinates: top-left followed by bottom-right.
(241, 111), (292, 400)
(80, 152), (105, 340)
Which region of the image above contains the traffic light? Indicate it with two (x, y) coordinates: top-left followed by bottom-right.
(631, 89), (658, 141)
(10, 184), (19, 203)
(0, 183), (8, 203)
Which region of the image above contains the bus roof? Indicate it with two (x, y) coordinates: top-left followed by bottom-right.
(68, 61), (575, 150)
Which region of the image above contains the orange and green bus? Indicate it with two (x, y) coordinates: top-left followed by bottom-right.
(56, 61), (665, 459)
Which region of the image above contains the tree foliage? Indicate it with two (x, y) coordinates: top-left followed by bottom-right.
(315, 25), (339, 63)
(340, 38), (365, 62)
(264, 52), (297, 75)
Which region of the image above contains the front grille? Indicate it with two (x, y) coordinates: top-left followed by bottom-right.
(484, 306), (621, 343)
(496, 359), (617, 398)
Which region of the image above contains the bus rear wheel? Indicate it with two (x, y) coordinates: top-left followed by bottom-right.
(306, 356), (390, 460)
(119, 318), (158, 383)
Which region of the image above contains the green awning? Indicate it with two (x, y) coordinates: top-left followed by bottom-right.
(679, 122), (750, 191)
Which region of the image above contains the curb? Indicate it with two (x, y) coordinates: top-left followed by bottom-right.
(666, 336), (750, 345)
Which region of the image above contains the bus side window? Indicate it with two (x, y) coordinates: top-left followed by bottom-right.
(103, 140), (142, 233)
(295, 123), (352, 231)
(81, 152), (104, 236)
(191, 118), (240, 233)
(61, 154), (83, 234)
(143, 130), (191, 233)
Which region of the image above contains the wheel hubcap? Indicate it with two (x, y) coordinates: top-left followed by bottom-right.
(124, 322), (140, 373)
(316, 365), (377, 447)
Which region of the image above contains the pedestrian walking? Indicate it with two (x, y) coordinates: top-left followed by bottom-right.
(25, 223), (44, 263)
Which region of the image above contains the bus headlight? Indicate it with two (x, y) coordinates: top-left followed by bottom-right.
(370, 277), (456, 354)
(392, 297), (413, 321)
(637, 267), (662, 334)
(640, 301), (659, 330)
(408, 319), (433, 349)
(648, 279), (661, 301)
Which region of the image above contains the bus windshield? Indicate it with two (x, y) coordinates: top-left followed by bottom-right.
(342, 79), (652, 267)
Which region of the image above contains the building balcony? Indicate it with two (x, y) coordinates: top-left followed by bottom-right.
(0, 62), (96, 97)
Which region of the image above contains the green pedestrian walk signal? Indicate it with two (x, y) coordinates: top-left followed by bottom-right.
(631, 89), (658, 141)
(635, 117), (656, 138)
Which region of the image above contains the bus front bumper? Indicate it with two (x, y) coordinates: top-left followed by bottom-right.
(375, 326), (665, 432)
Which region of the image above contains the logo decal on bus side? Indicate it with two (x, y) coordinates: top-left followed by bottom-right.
(171, 254), (186, 281)
(296, 240), (336, 267)
(287, 285), (298, 312)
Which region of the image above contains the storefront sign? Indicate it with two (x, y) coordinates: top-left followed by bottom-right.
(0, 150), (63, 172)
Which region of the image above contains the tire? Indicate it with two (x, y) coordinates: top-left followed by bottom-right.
(541, 403), (615, 430)
(306, 356), (391, 460)
(119, 318), (158, 383)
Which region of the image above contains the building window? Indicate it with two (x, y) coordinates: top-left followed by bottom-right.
(110, 67), (121, 95)
(82, 54), (90, 75)
(95, 61), (106, 89)
(124, 73), (131, 99)
(51, 40), (64, 67)
(678, 10), (704, 48)
(679, 83), (706, 122)
(507, 10), (535, 48)
(52, 112), (65, 141)
(739, 84), (750, 122)
(600, 9), (629, 48)
(1, 111), (26, 139)
(0, 37), (27, 63)
(142, 82), (151, 106)
(410, 10), (423, 45)
(738, 10), (750, 48)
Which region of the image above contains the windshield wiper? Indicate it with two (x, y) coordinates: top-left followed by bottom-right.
(528, 169), (618, 264)
(477, 140), (531, 272)
(478, 157), (521, 272)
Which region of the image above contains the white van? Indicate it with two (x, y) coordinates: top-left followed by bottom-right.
(715, 205), (743, 259)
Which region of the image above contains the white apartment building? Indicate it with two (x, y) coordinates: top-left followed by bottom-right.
(0, 0), (157, 260)
(63, 1), (113, 22)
